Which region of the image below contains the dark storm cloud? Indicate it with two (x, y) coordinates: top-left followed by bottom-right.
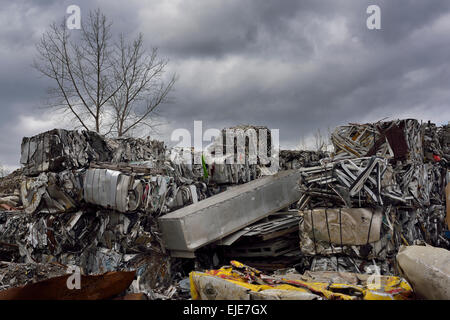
(0, 0), (449, 170)
(145, 0), (450, 147)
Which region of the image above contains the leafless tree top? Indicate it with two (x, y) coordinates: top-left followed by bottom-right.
(34, 9), (176, 137)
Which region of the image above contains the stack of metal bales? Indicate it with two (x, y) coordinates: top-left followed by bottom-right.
(2, 125), (279, 297)
(297, 119), (449, 275)
(0, 129), (177, 296)
(19, 128), (210, 216)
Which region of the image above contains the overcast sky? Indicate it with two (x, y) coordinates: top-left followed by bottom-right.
(1, 0), (450, 171)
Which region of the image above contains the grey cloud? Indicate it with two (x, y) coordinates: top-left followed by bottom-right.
(0, 0), (449, 169)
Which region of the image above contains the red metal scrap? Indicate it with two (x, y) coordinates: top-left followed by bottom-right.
(0, 270), (135, 300)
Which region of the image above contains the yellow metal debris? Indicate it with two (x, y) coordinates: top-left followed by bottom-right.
(190, 261), (413, 300)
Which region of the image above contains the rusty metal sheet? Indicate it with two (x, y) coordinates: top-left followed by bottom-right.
(0, 270), (135, 300)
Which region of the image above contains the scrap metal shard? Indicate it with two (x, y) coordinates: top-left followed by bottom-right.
(0, 270), (135, 300)
(158, 169), (302, 257)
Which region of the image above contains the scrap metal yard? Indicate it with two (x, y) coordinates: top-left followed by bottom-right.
(0, 120), (449, 300)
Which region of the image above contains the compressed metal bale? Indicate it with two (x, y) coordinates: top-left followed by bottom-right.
(20, 129), (112, 176)
(300, 208), (382, 246)
(331, 119), (423, 162)
(83, 168), (142, 213)
(20, 129), (166, 177)
(397, 245), (450, 300)
(297, 207), (392, 262)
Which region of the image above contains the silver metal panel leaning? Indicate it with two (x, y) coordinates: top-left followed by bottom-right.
(158, 169), (302, 257)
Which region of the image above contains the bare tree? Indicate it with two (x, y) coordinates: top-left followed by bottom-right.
(33, 9), (175, 136)
(110, 34), (176, 137)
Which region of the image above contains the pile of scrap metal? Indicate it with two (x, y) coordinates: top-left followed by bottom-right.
(1, 119), (448, 300)
(18, 126), (280, 217)
(18, 129), (209, 216)
(157, 119), (449, 299)
(297, 119), (449, 276)
(0, 125), (285, 299)
(156, 129), (325, 265)
(0, 129), (203, 299)
(0, 205), (175, 296)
